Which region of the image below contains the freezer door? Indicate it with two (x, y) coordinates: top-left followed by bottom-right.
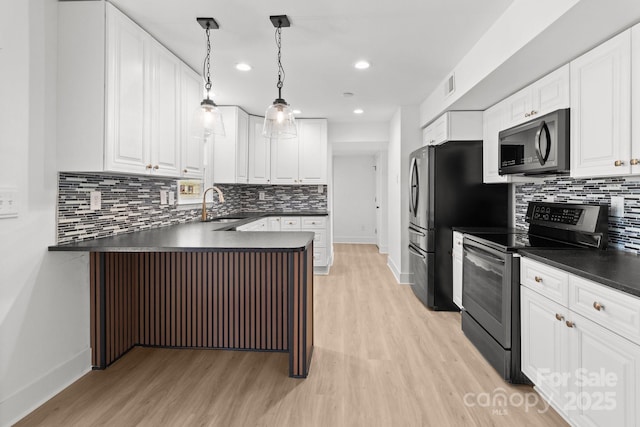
(408, 147), (431, 231)
(408, 243), (435, 308)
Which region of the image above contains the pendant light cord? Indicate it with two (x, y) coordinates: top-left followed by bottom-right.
(275, 25), (285, 99)
(203, 25), (212, 95)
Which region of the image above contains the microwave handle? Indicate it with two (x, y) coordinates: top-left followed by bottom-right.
(535, 120), (551, 165)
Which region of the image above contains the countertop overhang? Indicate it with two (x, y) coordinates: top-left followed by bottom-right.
(48, 211), (325, 252)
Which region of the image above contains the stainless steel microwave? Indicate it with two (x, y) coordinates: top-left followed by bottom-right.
(498, 108), (570, 175)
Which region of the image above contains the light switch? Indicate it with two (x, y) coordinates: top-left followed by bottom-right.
(160, 190), (168, 205)
(610, 196), (624, 217)
(259, 191), (265, 201)
(317, 185), (323, 194)
(90, 191), (101, 211)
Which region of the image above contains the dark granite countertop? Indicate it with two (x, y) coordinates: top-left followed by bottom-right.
(49, 220), (315, 253)
(519, 248), (640, 298)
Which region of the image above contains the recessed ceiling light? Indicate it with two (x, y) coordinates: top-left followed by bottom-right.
(235, 63), (252, 71)
(354, 108), (364, 114)
(354, 61), (370, 70)
(293, 109), (302, 114)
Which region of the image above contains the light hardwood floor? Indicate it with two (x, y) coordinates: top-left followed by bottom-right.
(17, 244), (567, 426)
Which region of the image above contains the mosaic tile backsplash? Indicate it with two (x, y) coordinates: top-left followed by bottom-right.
(515, 176), (640, 253)
(57, 173), (327, 244)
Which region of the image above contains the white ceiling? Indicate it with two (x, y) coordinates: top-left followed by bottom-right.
(109, 0), (514, 124)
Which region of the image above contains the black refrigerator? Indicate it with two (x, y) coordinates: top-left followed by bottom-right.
(408, 141), (508, 311)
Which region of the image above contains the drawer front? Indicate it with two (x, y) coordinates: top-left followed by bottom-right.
(569, 275), (640, 346)
(313, 247), (327, 266)
(280, 217), (301, 230)
(308, 229), (326, 247)
(453, 231), (463, 256)
(301, 216), (326, 229)
(521, 257), (569, 305)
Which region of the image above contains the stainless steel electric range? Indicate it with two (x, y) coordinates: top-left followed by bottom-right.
(461, 201), (609, 383)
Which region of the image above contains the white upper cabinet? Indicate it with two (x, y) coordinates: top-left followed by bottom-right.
(297, 119), (328, 184)
(570, 30), (632, 178)
(504, 64), (570, 129)
(180, 65), (204, 179)
(57, 1), (203, 178)
(248, 115), (271, 184)
(270, 134), (299, 184)
(271, 119), (328, 185)
(212, 106), (249, 184)
(149, 40), (181, 177)
(104, 3), (150, 174)
(482, 103), (509, 183)
(422, 112), (482, 146)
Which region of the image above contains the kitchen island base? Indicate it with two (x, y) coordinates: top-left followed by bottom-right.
(89, 249), (313, 378)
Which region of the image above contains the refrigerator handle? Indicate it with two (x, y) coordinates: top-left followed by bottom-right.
(409, 157), (418, 214)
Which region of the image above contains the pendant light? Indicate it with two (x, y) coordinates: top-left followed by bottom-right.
(193, 17), (225, 139)
(263, 15), (297, 139)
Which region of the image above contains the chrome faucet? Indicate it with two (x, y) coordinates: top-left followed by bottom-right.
(201, 186), (225, 221)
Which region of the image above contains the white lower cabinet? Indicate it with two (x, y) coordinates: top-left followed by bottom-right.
(236, 216), (329, 270)
(452, 231), (463, 309)
(521, 257), (640, 427)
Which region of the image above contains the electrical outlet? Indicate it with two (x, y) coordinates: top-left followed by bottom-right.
(160, 190), (168, 205)
(90, 191), (101, 211)
(0, 189), (18, 219)
(259, 191), (265, 201)
(317, 185), (323, 194)
(611, 196), (624, 217)
(545, 195), (555, 202)
(168, 191), (175, 205)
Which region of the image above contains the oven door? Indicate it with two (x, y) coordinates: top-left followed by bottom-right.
(462, 237), (513, 348)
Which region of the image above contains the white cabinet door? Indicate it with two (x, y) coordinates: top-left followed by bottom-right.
(571, 30), (632, 178)
(482, 103), (508, 183)
(268, 217), (281, 231)
(150, 41), (181, 177)
(105, 4), (150, 174)
(568, 312), (640, 427)
(422, 125), (434, 146)
(271, 134), (299, 184)
(632, 24), (640, 174)
(213, 106), (239, 183)
(504, 87), (531, 128)
(298, 119), (328, 184)
(248, 115), (271, 184)
(531, 64), (570, 117)
(180, 65), (204, 179)
(236, 108), (249, 183)
(452, 231), (463, 309)
(521, 286), (569, 411)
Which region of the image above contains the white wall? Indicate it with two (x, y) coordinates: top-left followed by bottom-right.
(330, 122), (388, 155)
(0, 1), (91, 426)
(333, 156), (377, 244)
(387, 106), (421, 284)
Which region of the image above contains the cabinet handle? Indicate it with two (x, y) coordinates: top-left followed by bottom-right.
(631, 159), (639, 166)
(146, 164), (153, 169)
(183, 169), (188, 174)
(457, 241), (461, 245)
(593, 301), (604, 311)
(614, 160), (625, 167)
(555, 313), (564, 321)
(534, 276), (543, 283)
(565, 320), (575, 328)
(524, 113), (531, 118)
(530, 110), (538, 116)
(153, 165), (159, 170)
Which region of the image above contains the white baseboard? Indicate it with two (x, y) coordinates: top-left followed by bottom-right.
(333, 236), (377, 244)
(386, 257), (413, 285)
(377, 245), (388, 254)
(1, 348), (91, 427)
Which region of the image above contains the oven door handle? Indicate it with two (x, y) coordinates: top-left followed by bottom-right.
(463, 244), (506, 266)
(408, 244), (426, 260)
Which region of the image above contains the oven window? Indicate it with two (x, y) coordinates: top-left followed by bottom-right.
(463, 245), (505, 323)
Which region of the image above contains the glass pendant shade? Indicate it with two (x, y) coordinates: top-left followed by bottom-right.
(263, 99), (297, 139)
(192, 98), (225, 141)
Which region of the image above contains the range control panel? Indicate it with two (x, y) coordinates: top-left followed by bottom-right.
(531, 205), (582, 225)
